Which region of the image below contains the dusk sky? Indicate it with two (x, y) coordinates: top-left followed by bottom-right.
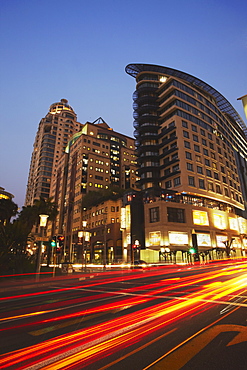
(0, 0), (246, 209)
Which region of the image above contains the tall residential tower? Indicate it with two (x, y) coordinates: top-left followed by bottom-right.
(25, 99), (81, 206)
(125, 63), (247, 262)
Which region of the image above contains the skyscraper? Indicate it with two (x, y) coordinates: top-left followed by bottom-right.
(125, 63), (247, 262)
(25, 99), (81, 206)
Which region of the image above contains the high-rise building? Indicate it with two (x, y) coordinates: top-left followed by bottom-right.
(25, 99), (81, 206)
(48, 117), (138, 261)
(125, 63), (247, 263)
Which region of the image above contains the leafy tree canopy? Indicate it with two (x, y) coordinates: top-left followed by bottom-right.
(82, 186), (128, 209)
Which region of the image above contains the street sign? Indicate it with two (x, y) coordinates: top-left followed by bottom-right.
(36, 236), (49, 241)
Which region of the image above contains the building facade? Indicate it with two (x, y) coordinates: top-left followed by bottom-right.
(25, 99), (81, 206)
(48, 117), (138, 262)
(0, 187), (14, 201)
(125, 63), (247, 263)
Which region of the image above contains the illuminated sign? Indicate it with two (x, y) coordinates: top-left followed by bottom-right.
(213, 214), (226, 229)
(192, 210), (209, 226)
(120, 207), (126, 229)
(196, 234), (211, 247)
(126, 205), (131, 230)
(229, 217), (239, 231)
(149, 231), (161, 246)
(85, 232), (90, 242)
(169, 232), (188, 245)
(216, 235), (228, 248)
(238, 217), (247, 234)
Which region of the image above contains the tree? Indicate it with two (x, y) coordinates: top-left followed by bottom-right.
(18, 197), (58, 228)
(0, 198), (18, 224)
(82, 186), (127, 209)
(0, 197), (58, 274)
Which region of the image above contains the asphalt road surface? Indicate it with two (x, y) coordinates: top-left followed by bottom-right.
(0, 260), (246, 370)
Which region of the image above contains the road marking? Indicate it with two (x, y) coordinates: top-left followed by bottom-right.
(97, 328), (177, 370)
(220, 296), (244, 314)
(28, 306), (133, 336)
(143, 305), (242, 370)
(147, 324), (247, 370)
(29, 312), (103, 336)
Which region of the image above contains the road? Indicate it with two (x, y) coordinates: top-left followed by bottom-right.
(0, 260), (247, 370)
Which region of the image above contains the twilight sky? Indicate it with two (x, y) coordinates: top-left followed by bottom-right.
(0, 0), (246, 209)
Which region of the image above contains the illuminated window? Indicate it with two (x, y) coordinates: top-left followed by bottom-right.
(193, 210), (209, 225)
(229, 217), (239, 231)
(213, 214), (226, 229)
(149, 231), (161, 246)
(169, 232), (188, 245)
(208, 182), (214, 191)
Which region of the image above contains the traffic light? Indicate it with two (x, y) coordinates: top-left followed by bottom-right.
(189, 247), (196, 254)
(57, 235), (65, 247)
(50, 236), (57, 247)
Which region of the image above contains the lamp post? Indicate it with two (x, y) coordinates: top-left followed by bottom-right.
(78, 220), (87, 272)
(103, 214), (107, 270)
(36, 214), (49, 281)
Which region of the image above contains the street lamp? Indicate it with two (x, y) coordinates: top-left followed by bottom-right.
(103, 214), (107, 270)
(78, 220), (87, 272)
(36, 214), (49, 281)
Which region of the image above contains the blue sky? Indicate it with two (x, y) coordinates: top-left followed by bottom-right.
(0, 0), (246, 209)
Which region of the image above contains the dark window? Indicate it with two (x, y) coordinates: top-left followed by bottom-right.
(224, 188), (229, 197)
(197, 166), (203, 174)
(183, 130), (190, 138)
(187, 163), (194, 171)
(199, 179), (205, 189)
(188, 176), (195, 186)
(206, 169), (212, 177)
(150, 207), (160, 223)
(184, 141), (191, 149)
(185, 151), (192, 160)
(174, 177), (181, 187)
(194, 144), (200, 152)
(200, 129), (206, 136)
(167, 207), (185, 223)
(216, 184), (222, 194)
